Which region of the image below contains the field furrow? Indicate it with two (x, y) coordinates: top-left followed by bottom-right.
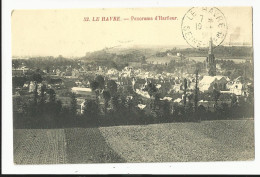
(99, 120), (255, 162)
(64, 128), (126, 163)
(13, 120), (254, 164)
(14, 129), (67, 164)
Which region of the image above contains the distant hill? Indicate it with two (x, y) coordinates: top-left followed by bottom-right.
(158, 46), (253, 59)
(13, 45), (252, 61)
(81, 45), (253, 63)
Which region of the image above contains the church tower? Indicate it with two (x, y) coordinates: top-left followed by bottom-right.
(206, 37), (216, 76)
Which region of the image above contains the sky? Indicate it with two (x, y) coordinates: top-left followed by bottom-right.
(11, 7), (252, 57)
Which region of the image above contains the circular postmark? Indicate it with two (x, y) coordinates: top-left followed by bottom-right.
(181, 7), (228, 48)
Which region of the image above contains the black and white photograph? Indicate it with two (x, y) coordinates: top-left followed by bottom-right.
(10, 6), (255, 165)
(3, 1), (260, 174)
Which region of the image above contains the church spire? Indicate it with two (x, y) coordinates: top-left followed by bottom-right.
(208, 37), (213, 55)
(206, 37), (216, 76)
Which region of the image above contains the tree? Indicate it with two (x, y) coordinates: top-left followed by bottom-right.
(187, 93), (193, 103)
(184, 102), (194, 122)
(173, 104), (185, 122)
(161, 100), (171, 122)
(230, 69), (244, 80)
(246, 85), (254, 118)
(102, 90), (111, 116)
(13, 76), (27, 88)
(144, 82), (159, 117)
(41, 98), (62, 128)
(125, 94), (139, 120)
(47, 88), (56, 102)
(141, 56), (146, 63)
(90, 80), (100, 102)
(231, 94), (238, 107)
(212, 89), (221, 108)
(194, 69), (199, 122)
(111, 94), (120, 112)
(55, 100), (62, 116)
(218, 103), (230, 120)
(146, 83), (157, 98)
(247, 85), (254, 105)
(60, 106), (73, 127)
(46, 66), (50, 73)
(107, 80), (117, 96)
(30, 73), (43, 104)
(12, 60), (20, 70)
(95, 75), (105, 89)
(183, 78), (187, 106)
(70, 93), (77, 116)
(40, 84), (47, 105)
(83, 99), (99, 124)
(198, 105), (207, 120)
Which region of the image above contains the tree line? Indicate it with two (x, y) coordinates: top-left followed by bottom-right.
(13, 71), (254, 129)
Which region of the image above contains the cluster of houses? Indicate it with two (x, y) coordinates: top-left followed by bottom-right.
(12, 45), (252, 115)
(12, 66), (29, 75)
(67, 63), (251, 113)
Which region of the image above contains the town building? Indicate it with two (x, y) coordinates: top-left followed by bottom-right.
(71, 87), (96, 99)
(199, 76), (228, 92)
(12, 66), (29, 76)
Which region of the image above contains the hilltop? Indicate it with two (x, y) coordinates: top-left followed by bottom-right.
(80, 45), (253, 63)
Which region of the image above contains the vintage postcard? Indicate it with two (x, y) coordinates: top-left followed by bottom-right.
(11, 7), (254, 165)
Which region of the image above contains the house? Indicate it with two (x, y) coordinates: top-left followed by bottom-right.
(172, 83), (182, 93)
(71, 87), (96, 99)
(72, 69), (80, 77)
(65, 67), (72, 76)
(174, 98), (182, 103)
(107, 68), (118, 75)
(160, 97), (172, 101)
(12, 66), (29, 76)
(28, 81), (45, 94)
(135, 89), (150, 99)
(71, 87), (91, 93)
(199, 75), (228, 92)
(225, 76), (247, 96)
(156, 84), (162, 89)
(122, 66), (134, 77)
(80, 101), (85, 114)
(14, 91), (21, 96)
(133, 78), (146, 90)
(137, 104), (146, 110)
(56, 69), (61, 76)
(29, 81), (36, 92)
(75, 81), (83, 87)
(230, 82), (243, 96)
(23, 81), (30, 88)
(189, 82), (196, 90)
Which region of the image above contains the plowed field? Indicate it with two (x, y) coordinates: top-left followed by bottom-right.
(14, 120), (254, 164)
